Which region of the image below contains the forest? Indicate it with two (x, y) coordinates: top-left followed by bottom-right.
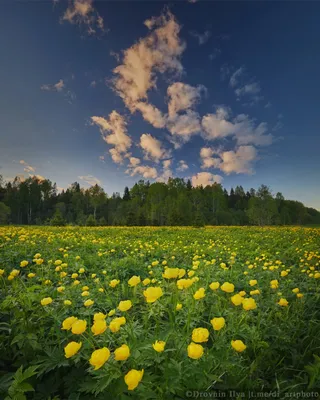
(0, 175), (319, 226)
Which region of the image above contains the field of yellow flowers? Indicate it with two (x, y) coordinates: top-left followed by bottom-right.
(1, 226), (320, 399)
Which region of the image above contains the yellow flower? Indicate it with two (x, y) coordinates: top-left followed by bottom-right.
(91, 273), (97, 278)
(231, 294), (243, 306)
(79, 268), (85, 274)
(314, 273), (320, 279)
(278, 298), (288, 307)
(81, 291), (89, 297)
(61, 316), (78, 330)
(143, 287), (163, 303)
(239, 291), (246, 297)
(281, 271), (288, 277)
(75, 256), (81, 261)
(60, 272), (67, 278)
(84, 299), (94, 307)
(221, 282), (235, 293)
(89, 347), (110, 370)
(94, 312), (106, 321)
(55, 260), (62, 266)
(192, 328), (209, 343)
(176, 278), (194, 290)
(108, 309), (116, 317)
(128, 276), (141, 287)
(242, 298), (257, 311)
(73, 280), (80, 286)
(193, 287), (205, 300)
(64, 300), (72, 306)
(57, 286), (65, 293)
(114, 344), (130, 361)
(64, 341), (82, 358)
(209, 282), (220, 291)
(11, 269), (20, 277)
(41, 297), (53, 306)
(98, 288), (104, 292)
(297, 293), (304, 298)
(124, 369), (144, 391)
(176, 303), (183, 311)
(187, 342), (204, 359)
(188, 270), (195, 277)
(210, 317), (225, 331)
(20, 260), (28, 267)
(71, 320), (87, 334)
(292, 288), (299, 293)
(249, 280), (257, 286)
(162, 268), (180, 279)
(0, 269), (4, 276)
(118, 300), (132, 312)
(153, 340), (166, 352)
(91, 319), (107, 335)
(71, 273), (78, 279)
(109, 317), (126, 333)
(82, 286), (89, 291)
(231, 340), (246, 352)
(250, 289), (260, 295)
(143, 278), (151, 286)
(28, 273), (36, 278)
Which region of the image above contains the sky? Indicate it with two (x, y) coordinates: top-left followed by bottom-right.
(0, 0), (319, 210)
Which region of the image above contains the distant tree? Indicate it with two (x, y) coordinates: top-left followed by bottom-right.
(86, 214), (96, 226)
(88, 185), (107, 220)
(50, 209), (66, 226)
(0, 202), (10, 224)
(123, 186), (131, 201)
(193, 207), (205, 228)
(247, 185), (278, 226)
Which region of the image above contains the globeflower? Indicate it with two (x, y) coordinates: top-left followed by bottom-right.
(193, 288), (205, 300)
(249, 280), (257, 286)
(61, 316), (78, 330)
(143, 287), (163, 303)
(192, 328), (209, 343)
(84, 299), (94, 307)
(281, 271), (288, 277)
(108, 309), (115, 317)
(270, 279), (279, 289)
(242, 298), (257, 311)
(89, 347), (110, 370)
(64, 341), (82, 358)
(210, 317), (225, 331)
(118, 300), (132, 312)
(278, 298), (289, 307)
(71, 320), (87, 334)
(153, 340), (166, 352)
(176, 278), (194, 290)
(187, 342), (204, 359)
(41, 297), (53, 306)
(231, 294), (243, 306)
(124, 369), (144, 391)
(0, 269), (4, 276)
(176, 303), (183, 311)
(91, 319), (107, 335)
(20, 260), (28, 267)
(128, 276), (141, 287)
(143, 278), (151, 286)
(114, 344), (130, 361)
(221, 282), (235, 293)
(209, 282), (220, 291)
(94, 312), (106, 321)
(28, 273), (36, 278)
(162, 268), (180, 279)
(11, 269), (20, 277)
(231, 340), (246, 352)
(64, 300), (72, 306)
(109, 317), (126, 333)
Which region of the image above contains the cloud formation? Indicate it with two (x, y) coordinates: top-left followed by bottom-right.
(191, 172), (223, 187)
(41, 79), (65, 92)
(61, 0), (104, 35)
(20, 160), (35, 173)
(91, 111), (132, 164)
(78, 175), (101, 186)
(140, 133), (169, 162)
(167, 82), (205, 118)
(177, 160), (189, 171)
(127, 165), (158, 179)
(189, 30), (211, 45)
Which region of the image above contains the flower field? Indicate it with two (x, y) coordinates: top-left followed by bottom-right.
(1, 226), (320, 399)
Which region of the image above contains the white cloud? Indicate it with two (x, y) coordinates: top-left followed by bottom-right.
(190, 30), (211, 45)
(61, 0), (104, 35)
(218, 145), (257, 175)
(167, 110), (201, 140)
(113, 11), (185, 110)
(157, 159), (172, 182)
(91, 111), (132, 164)
(167, 82), (205, 118)
(199, 147), (221, 169)
(191, 172), (223, 187)
(128, 165), (158, 179)
(41, 79), (65, 92)
(229, 67), (244, 87)
(177, 160), (188, 171)
(78, 174), (101, 186)
(140, 133), (169, 162)
(19, 160), (35, 173)
(235, 82), (261, 97)
(134, 102), (166, 128)
(128, 157), (141, 167)
(202, 109), (272, 146)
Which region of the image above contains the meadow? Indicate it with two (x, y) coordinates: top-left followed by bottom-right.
(1, 226), (320, 399)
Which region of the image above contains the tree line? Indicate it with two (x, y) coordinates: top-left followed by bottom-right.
(0, 175), (319, 226)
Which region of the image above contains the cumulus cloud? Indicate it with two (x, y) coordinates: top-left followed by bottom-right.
(61, 0), (104, 35)
(134, 102), (166, 128)
(191, 172), (223, 187)
(157, 159), (172, 182)
(140, 133), (169, 162)
(189, 30), (211, 45)
(202, 108), (272, 146)
(91, 111), (132, 164)
(20, 160), (35, 173)
(128, 157), (141, 167)
(41, 79), (65, 92)
(177, 160), (188, 171)
(113, 11), (185, 110)
(218, 146), (257, 175)
(235, 82), (260, 97)
(167, 110), (201, 140)
(200, 148), (221, 169)
(167, 82), (206, 118)
(78, 175), (101, 186)
(127, 165), (158, 179)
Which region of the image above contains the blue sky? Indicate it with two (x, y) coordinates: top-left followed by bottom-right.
(0, 0), (319, 209)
